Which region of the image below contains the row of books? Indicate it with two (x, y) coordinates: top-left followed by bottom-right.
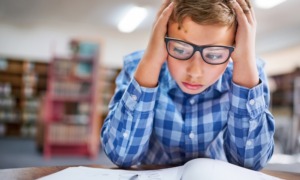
(22, 112), (38, 123)
(23, 98), (40, 110)
(64, 114), (89, 125)
(53, 60), (73, 77)
(52, 82), (91, 98)
(49, 123), (88, 144)
(0, 111), (19, 123)
(53, 61), (92, 78)
(0, 83), (12, 96)
(20, 124), (36, 137)
(0, 97), (15, 108)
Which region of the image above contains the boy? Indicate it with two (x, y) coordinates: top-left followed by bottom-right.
(101, 0), (275, 170)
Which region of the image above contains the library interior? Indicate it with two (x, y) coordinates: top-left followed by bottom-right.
(1, 0), (300, 178)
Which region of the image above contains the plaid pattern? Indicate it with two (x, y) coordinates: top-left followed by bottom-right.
(101, 50), (275, 170)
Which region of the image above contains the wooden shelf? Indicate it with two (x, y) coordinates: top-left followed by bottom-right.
(0, 58), (49, 137)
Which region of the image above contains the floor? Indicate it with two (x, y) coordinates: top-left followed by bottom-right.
(0, 137), (300, 174)
(0, 137), (115, 169)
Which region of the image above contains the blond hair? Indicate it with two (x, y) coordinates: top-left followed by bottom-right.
(170, 0), (251, 28)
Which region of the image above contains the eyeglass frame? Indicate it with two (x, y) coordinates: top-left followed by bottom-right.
(164, 36), (235, 65)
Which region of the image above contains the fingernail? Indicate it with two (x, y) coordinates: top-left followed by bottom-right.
(229, 0), (236, 3)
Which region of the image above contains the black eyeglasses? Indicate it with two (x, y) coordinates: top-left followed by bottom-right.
(165, 37), (234, 65)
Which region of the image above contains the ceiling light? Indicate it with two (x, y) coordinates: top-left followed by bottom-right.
(254, 0), (287, 9)
(118, 6), (147, 33)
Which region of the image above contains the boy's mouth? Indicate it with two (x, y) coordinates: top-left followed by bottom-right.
(182, 82), (203, 90)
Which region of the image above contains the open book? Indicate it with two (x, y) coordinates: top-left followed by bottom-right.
(38, 158), (282, 180)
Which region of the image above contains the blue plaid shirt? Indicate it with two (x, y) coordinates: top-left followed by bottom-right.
(101, 50), (275, 170)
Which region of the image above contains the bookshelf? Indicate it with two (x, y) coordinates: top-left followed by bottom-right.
(271, 67), (300, 108)
(43, 39), (100, 159)
(0, 57), (48, 137)
(98, 67), (121, 123)
(270, 67), (300, 154)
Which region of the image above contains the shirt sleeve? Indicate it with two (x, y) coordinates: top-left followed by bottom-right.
(223, 59), (275, 170)
(101, 52), (158, 167)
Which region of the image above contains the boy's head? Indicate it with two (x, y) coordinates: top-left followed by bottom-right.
(166, 0), (250, 95)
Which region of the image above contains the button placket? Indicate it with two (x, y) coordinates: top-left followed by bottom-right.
(250, 121), (258, 131)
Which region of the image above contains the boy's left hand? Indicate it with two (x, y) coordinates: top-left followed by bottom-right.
(230, 0), (256, 62)
(230, 0), (259, 88)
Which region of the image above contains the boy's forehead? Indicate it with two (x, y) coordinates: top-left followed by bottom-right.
(168, 17), (235, 45)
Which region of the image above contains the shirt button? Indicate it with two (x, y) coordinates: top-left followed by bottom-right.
(249, 99), (255, 105)
(131, 95), (137, 101)
(189, 132), (195, 139)
(123, 132), (128, 138)
(246, 140), (253, 147)
(190, 99), (195, 105)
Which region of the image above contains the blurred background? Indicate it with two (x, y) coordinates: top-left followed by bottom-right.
(0, 0), (300, 173)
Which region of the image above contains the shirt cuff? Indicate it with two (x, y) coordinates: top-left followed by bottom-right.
(230, 79), (266, 119)
(121, 78), (158, 112)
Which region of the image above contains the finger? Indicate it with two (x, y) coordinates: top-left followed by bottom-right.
(236, 0), (254, 24)
(156, 0), (172, 21)
(249, 1), (257, 23)
(230, 0), (250, 26)
(155, 2), (174, 30)
(243, 0), (256, 22)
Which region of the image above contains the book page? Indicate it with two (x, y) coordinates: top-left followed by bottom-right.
(180, 158), (282, 180)
(38, 159), (282, 180)
(38, 166), (180, 180)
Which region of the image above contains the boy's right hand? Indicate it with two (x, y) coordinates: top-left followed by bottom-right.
(144, 0), (174, 66)
(134, 0), (174, 87)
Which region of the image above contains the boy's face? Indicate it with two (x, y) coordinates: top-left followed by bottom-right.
(167, 17), (235, 95)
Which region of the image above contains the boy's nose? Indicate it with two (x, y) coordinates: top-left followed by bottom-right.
(186, 52), (204, 78)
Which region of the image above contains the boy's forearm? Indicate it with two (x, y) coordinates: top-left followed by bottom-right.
(134, 55), (164, 88)
(101, 74), (158, 167)
(225, 71), (275, 170)
(224, 114), (275, 170)
(232, 57), (259, 88)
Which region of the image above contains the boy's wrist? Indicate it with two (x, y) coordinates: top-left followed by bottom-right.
(232, 57), (259, 88)
(134, 56), (164, 88)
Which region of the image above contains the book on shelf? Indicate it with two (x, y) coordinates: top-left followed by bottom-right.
(38, 158), (280, 180)
(0, 83), (19, 123)
(74, 61), (92, 78)
(52, 81), (91, 99)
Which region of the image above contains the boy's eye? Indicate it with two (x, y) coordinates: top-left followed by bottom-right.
(173, 47), (185, 54)
(205, 53), (223, 60)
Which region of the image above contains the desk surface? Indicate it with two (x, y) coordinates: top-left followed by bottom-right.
(0, 165), (300, 180)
